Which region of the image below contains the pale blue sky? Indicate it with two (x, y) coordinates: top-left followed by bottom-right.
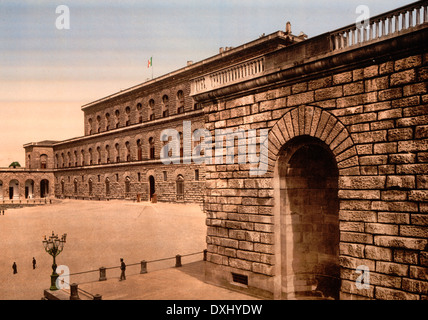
(0, 0), (413, 166)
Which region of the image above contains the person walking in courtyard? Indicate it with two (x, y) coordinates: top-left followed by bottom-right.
(32, 257), (36, 269)
(120, 258), (126, 281)
(12, 262), (17, 274)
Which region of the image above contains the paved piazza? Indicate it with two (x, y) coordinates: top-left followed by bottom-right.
(0, 200), (207, 299)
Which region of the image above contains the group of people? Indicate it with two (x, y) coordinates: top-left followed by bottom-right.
(12, 257), (37, 274)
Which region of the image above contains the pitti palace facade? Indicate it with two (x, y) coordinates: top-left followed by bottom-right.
(1, 1), (428, 300)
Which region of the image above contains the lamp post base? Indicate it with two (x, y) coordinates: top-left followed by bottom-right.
(50, 273), (59, 291)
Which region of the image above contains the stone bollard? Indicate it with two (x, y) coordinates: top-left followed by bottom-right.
(203, 249), (207, 261)
(93, 294), (102, 300)
(99, 267), (107, 281)
(140, 260), (147, 274)
(175, 255), (182, 268)
(70, 283), (80, 300)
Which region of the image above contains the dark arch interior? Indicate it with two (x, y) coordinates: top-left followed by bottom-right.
(279, 137), (340, 300)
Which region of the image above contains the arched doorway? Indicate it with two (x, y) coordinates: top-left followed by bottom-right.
(40, 179), (49, 198)
(149, 175), (155, 201)
(25, 179), (34, 199)
(276, 136), (340, 300)
(176, 174), (184, 200)
(9, 179), (20, 200)
(0, 180), (3, 200)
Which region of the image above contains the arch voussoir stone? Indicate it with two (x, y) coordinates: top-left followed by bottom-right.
(269, 105), (359, 173)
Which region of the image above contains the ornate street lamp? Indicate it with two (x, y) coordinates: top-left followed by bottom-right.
(42, 231), (67, 291)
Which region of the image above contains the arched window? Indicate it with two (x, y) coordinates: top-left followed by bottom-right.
(88, 178), (93, 195)
(125, 176), (131, 194)
(149, 137), (155, 160)
(125, 141), (131, 161)
(96, 146), (101, 164)
(161, 133), (171, 158)
(137, 139), (142, 161)
(28, 154), (31, 169)
(55, 154), (59, 169)
(115, 110), (120, 128)
(40, 154), (48, 169)
(177, 90), (185, 114)
(105, 177), (110, 196)
(74, 151), (78, 167)
(105, 145), (110, 163)
(88, 118), (93, 135)
(137, 103), (143, 123)
(61, 180), (65, 195)
(115, 143), (120, 162)
(105, 113), (110, 131)
(74, 179), (78, 194)
(89, 148), (93, 165)
(81, 149), (85, 166)
(179, 132), (184, 158)
(61, 153), (64, 168)
(96, 115), (101, 133)
(176, 175), (184, 200)
(162, 95), (169, 117)
(125, 106), (131, 126)
(148, 99), (155, 121)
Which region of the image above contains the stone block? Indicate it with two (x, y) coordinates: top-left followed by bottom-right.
(287, 91), (314, 107)
(403, 82), (427, 96)
(333, 71), (352, 84)
(365, 245), (392, 261)
(386, 176), (415, 189)
(365, 223), (398, 235)
(378, 212), (410, 224)
(374, 236), (427, 250)
(394, 55), (422, 71)
(375, 287), (419, 300)
(390, 69), (416, 86)
(399, 225), (428, 238)
(343, 81), (364, 96)
(376, 261), (408, 276)
(410, 266), (428, 281)
(393, 249), (418, 264)
(339, 176), (386, 189)
(340, 231), (373, 244)
(402, 278), (428, 294)
(339, 242), (365, 258)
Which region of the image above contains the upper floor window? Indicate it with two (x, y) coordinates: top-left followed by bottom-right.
(177, 90), (185, 114)
(162, 95), (169, 117)
(148, 99), (155, 121)
(40, 154), (48, 169)
(81, 149), (85, 166)
(137, 139), (142, 161)
(105, 113), (110, 131)
(125, 141), (131, 161)
(137, 103), (143, 123)
(115, 110), (120, 128)
(125, 106), (131, 126)
(89, 148), (93, 165)
(105, 145), (110, 163)
(96, 115), (101, 133)
(88, 118), (93, 135)
(96, 146), (101, 164)
(115, 143), (120, 162)
(149, 137), (155, 159)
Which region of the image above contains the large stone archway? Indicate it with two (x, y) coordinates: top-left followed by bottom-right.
(270, 105), (358, 299)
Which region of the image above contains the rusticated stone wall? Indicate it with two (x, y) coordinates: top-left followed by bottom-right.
(203, 49), (428, 299)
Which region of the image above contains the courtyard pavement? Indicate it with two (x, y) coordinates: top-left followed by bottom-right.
(0, 199), (256, 300)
